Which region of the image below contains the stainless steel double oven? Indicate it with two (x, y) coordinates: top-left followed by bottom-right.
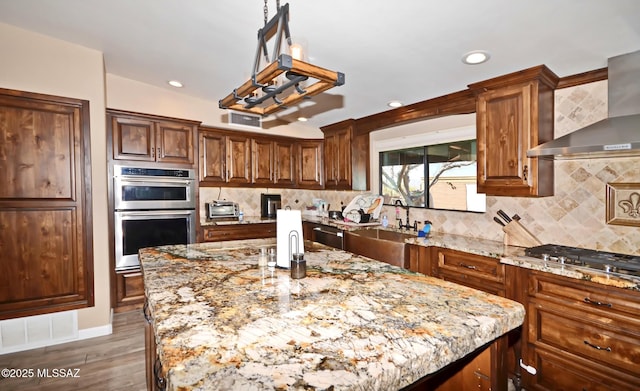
(113, 165), (196, 271)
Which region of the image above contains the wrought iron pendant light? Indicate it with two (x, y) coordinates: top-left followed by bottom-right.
(219, 1), (345, 117)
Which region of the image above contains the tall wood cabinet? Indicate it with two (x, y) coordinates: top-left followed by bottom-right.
(0, 88), (94, 320)
(321, 119), (369, 191)
(469, 66), (558, 197)
(109, 109), (198, 165)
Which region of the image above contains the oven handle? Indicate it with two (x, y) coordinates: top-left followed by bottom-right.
(115, 176), (194, 186)
(116, 209), (195, 218)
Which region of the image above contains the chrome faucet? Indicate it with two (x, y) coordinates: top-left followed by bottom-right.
(394, 200), (413, 231)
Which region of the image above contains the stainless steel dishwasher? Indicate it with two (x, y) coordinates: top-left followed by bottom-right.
(311, 224), (344, 249)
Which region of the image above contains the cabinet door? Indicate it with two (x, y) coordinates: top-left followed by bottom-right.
(227, 135), (251, 184)
(252, 138), (274, 185)
(199, 131), (227, 183)
(471, 66), (556, 197)
(323, 128), (351, 189)
(297, 140), (323, 189)
(476, 83), (532, 194)
(155, 121), (194, 164)
(112, 116), (155, 161)
(0, 89), (93, 319)
(115, 269), (144, 310)
(274, 139), (296, 187)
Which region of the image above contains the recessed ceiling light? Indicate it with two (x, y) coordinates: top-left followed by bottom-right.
(297, 116), (308, 122)
(462, 50), (491, 65)
(168, 80), (183, 88)
(387, 100), (403, 108)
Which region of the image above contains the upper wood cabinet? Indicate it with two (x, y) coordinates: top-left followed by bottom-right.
(252, 138), (296, 187)
(321, 119), (368, 191)
(109, 109), (198, 166)
(469, 66), (558, 197)
(199, 128), (251, 185)
(0, 88), (94, 320)
(297, 139), (323, 189)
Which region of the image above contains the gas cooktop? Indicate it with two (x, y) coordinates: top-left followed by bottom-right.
(525, 244), (640, 277)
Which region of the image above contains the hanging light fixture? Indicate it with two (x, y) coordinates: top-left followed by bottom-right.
(219, 1), (345, 116)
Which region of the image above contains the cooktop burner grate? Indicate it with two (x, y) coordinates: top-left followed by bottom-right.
(525, 244), (640, 277)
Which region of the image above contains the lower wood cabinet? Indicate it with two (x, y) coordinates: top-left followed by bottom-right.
(520, 269), (640, 390)
(405, 336), (508, 391)
(202, 222), (277, 242)
(409, 246), (506, 297)
(114, 269), (145, 312)
(144, 301), (165, 391)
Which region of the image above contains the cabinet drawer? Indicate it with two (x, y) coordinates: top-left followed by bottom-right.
(529, 346), (639, 391)
(528, 300), (640, 376)
(439, 271), (506, 297)
(437, 248), (504, 283)
(116, 270), (145, 305)
(529, 271), (640, 321)
(202, 223), (276, 242)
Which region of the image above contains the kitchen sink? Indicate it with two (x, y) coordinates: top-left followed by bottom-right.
(343, 228), (415, 268)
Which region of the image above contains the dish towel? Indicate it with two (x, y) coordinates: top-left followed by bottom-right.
(276, 209), (305, 268)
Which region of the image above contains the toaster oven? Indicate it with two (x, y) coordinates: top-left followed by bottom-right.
(206, 201), (239, 219)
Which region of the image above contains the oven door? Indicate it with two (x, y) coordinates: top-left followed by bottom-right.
(114, 209), (196, 271)
(114, 176), (195, 210)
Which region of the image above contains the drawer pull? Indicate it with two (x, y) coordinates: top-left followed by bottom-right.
(584, 297), (612, 308)
(459, 263), (477, 270)
(583, 340), (611, 352)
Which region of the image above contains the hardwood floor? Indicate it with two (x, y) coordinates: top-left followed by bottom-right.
(0, 310), (146, 391)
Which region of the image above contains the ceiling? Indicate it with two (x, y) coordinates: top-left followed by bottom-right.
(1, 0), (640, 130)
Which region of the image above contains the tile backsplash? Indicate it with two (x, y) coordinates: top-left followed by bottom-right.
(201, 80), (640, 255)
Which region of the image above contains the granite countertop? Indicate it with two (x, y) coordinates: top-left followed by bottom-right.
(202, 217), (640, 290)
(405, 232), (640, 290)
(141, 239), (525, 390)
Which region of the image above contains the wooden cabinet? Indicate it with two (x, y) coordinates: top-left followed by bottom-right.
(297, 140), (323, 189)
(202, 222), (277, 242)
(114, 269), (145, 312)
(323, 121), (352, 189)
(252, 138), (296, 187)
(199, 128), (251, 185)
(144, 301), (165, 391)
(0, 88), (94, 320)
(469, 66), (558, 197)
(520, 270), (640, 390)
(109, 109), (198, 165)
(432, 247), (506, 297)
(320, 119), (369, 191)
(407, 245), (434, 276)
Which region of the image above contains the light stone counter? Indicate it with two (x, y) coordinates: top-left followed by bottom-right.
(141, 239), (525, 390)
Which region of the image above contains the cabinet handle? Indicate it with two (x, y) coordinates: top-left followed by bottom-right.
(583, 340), (612, 352)
(151, 147), (155, 158)
(157, 147), (160, 158)
(459, 263), (477, 270)
(584, 297), (612, 308)
(523, 165), (528, 181)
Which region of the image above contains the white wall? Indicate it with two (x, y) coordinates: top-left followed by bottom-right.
(0, 23), (110, 331)
(106, 74), (323, 138)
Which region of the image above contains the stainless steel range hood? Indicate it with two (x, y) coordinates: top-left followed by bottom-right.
(528, 50), (640, 158)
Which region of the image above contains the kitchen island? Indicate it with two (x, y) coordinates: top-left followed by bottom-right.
(141, 239), (525, 390)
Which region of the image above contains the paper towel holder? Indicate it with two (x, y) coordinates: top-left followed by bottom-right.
(284, 229), (299, 269)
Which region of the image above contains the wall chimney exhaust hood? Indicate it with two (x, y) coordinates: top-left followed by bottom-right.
(528, 50), (640, 159)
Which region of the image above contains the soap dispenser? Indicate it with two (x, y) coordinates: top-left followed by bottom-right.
(418, 220), (432, 238)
